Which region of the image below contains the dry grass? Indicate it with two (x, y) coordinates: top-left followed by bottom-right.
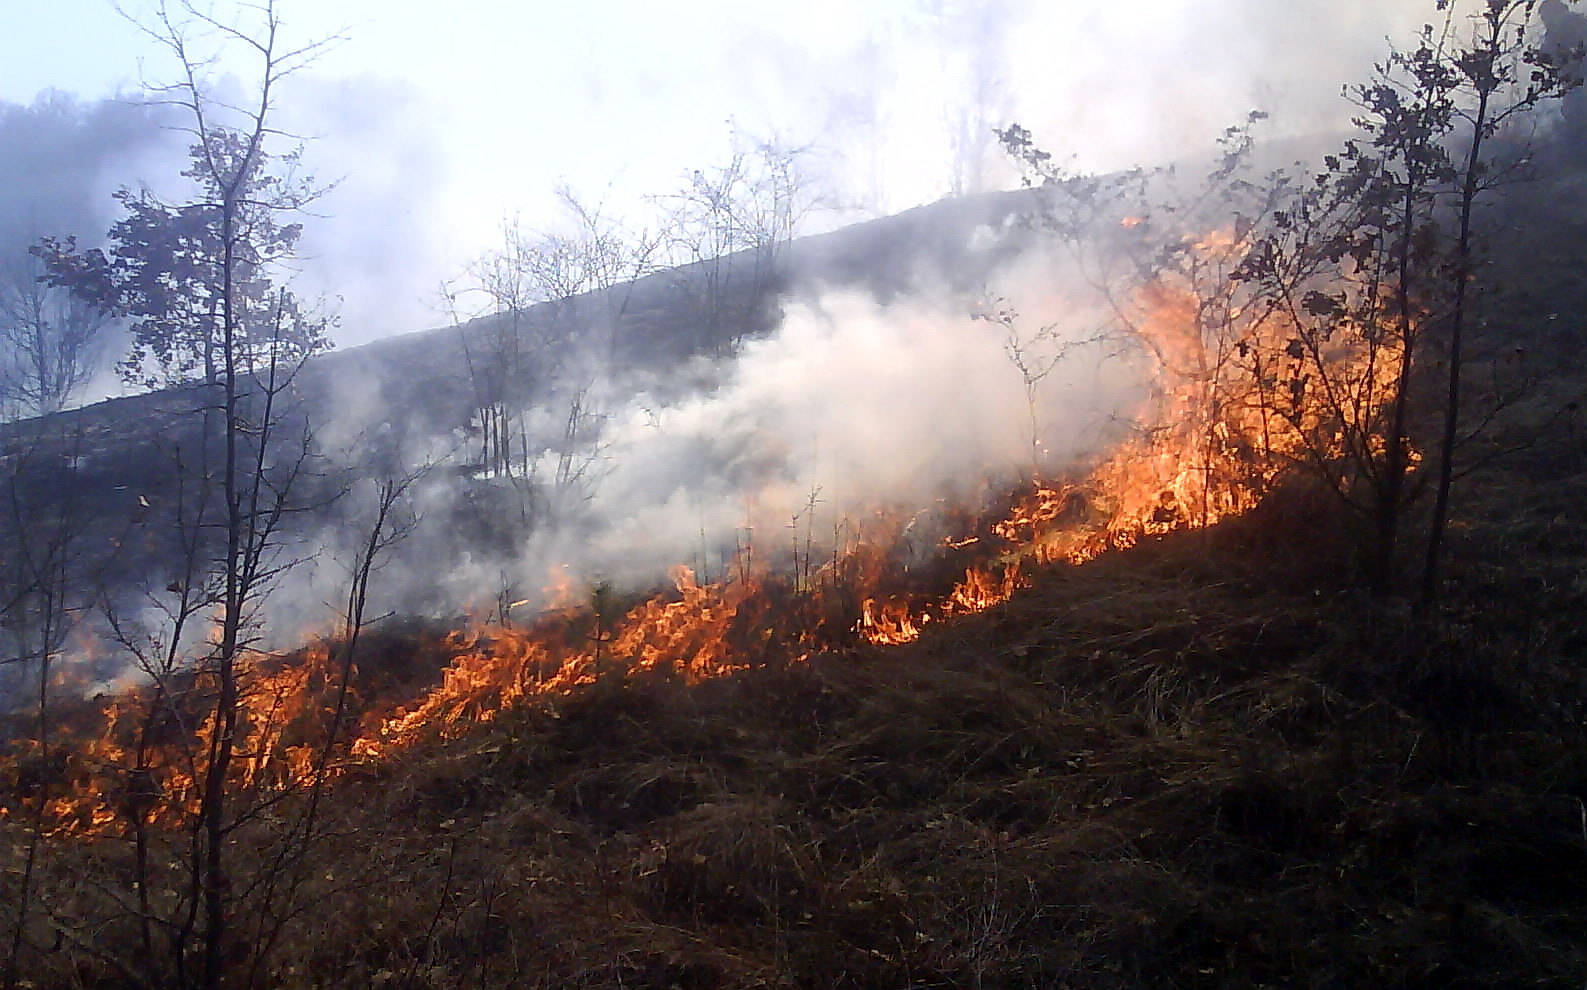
(7, 426), (1587, 988)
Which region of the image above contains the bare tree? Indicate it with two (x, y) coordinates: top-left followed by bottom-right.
(0, 247), (112, 417)
(918, 0), (1015, 197)
(30, 4), (346, 986)
(453, 186), (658, 479)
(658, 124), (823, 355)
(239, 465), (422, 988)
(1417, 0), (1581, 603)
(442, 187), (656, 618)
(549, 185), (665, 360)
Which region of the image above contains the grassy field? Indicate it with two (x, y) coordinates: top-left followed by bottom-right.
(14, 402), (1575, 988)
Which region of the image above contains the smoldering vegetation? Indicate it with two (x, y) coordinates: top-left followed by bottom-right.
(0, 155), (1108, 704)
(8, 57), (1587, 688)
(34, 187), (1156, 672)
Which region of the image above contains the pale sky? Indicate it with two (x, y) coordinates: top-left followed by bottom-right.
(0, 0), (1426, 344)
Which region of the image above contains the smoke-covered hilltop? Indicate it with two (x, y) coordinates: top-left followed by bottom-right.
(0, 183), (1161, 683)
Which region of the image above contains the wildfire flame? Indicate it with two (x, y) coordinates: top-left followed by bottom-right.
(0, 223), (1405, 836)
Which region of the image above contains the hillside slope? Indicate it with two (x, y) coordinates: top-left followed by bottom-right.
(5, 160), (1587, 988)
(17, 438), (1586, 988)
(281, 399), (1587, 988)
(0, 188), (1046, 643)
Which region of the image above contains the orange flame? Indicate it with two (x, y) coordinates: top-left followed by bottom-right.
(2, 223), (1404, 835)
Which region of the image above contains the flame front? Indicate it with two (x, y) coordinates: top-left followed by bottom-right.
(0, 222), (1404, 835)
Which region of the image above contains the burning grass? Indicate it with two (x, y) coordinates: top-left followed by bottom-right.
(325, 488), (1587, 988)
(6, 450), (1587, 987)
(0, 216), (1412, 838)
(4, 215), (1583, 984)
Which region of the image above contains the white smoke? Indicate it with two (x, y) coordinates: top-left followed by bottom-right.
(282, 221), (1153, 627)
(566, 284), (1135, 585)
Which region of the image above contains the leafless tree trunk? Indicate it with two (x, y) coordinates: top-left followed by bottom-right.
(0, 248), (112, 418)
(123, 4), (337, 985)
(658, 126), (821, 355)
